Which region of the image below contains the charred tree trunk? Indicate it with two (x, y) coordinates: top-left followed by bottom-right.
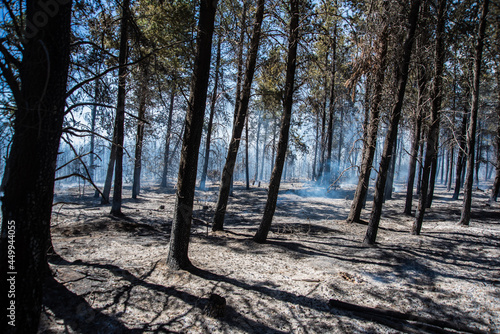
(324, 23), (337, 185)
(110, 0), (130, 217)
(459, 0), (489, 226)
(253, 110), (262, 184)
(101, 138), (117, 204)
(212, 0), (265, 231)
(91, 74), (100, 198)
(412, 0), (446, 235)
(0, 0), (72, 332)
(253, 0), (300, 243)
(404, 64), (427, 215)
(453, 110), (468, 199)
(447, 146), (454, 191)
(383, 140), (397, 201)
(160, 89), (175, 188)
(200, 37), (222, 190)
(229, 1), (248, 196)
(245, 116), (250, 189)
(364, 0), (420, 245)
(490, 32), (500, 203)
(166, 0), (218, 270)
(132, 64), (149, 199)
(347, 11), (389, 224)
(260, 120), (268, 182)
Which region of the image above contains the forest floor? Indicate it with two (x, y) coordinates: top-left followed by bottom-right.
(40, 180), (500, 334)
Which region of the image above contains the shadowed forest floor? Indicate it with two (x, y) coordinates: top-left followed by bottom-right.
(40, 181), (500, 333)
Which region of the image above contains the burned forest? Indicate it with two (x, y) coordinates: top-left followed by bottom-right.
(0, 0), (499, 333)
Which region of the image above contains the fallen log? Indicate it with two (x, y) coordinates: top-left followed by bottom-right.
(328, 299), (486, 334)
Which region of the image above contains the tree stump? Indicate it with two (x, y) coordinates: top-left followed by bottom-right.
(203, 294), (226, 318)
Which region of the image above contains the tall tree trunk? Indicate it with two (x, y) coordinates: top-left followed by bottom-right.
(490, 28), (500, 202)
(160, 89), (175, 188)
(364, 0), (421, 245)
(316, 51), (330, 183)
(166, 0), (218, 270)
(404, 62), (427, 215)
(412, 0), (447, 235)
(229, 1), (248, 196)
(347, 9), (389, 224)
(447, 146), (454, 191)
(474, 121), (482, 188)
(132, 64), (149, 199)
(260, 120), (268, 182)
(453, 110), (468, 199)
(312, 108), (320, 180)
(253, 0), (300, 243)
(200, 37), (222, 190)
(212, 0), (265, 231)
(245, 116), (250, 189)
(253, 110), (262, 184)
(0, 0), (72, 332)
(110, 0), (130, 217)
(91, 74), (100, 198)
(324, 23), (337, 185)
(459, 0), (489, 226)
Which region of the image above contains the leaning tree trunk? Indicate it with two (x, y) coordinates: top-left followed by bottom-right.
(459, 0), (489, 226)
(212, 0), (265, 231)
(0, 0), (72, 332)
(110, 0), (130, 217)
(346, 12), (389, 224)
(364, 0), (421, 246)
(160, 89), (175, 188)
(101, 135), (117, 204)
(412, 0), (446, 235)
(200, 36), (222, 190)
(253, 0), (300, 243)
(166, 0), (218, 270)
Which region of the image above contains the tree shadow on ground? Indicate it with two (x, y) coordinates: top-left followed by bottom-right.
(43, 255), (290, 334)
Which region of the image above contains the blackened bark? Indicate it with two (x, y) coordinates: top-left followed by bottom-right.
(253, 0), (300, 243)
(324, 23), (337, 184)
(412, 0), (446, 235)
(404, 62), (428, 215)
(453, 110), (468, 199)
(0, 0), (72, 332)
(212, 0), (265, 231)
(490, 34), (500, 202)
(253, 110), (262, 184)
(347, 11), (389, 224)
(110, 0), (131, 216)
(200, 37), (222, 190)
(245, 116), (250, 189)
(91, 75), (100, 198)
(383, 141), (397, 201)
(160, 89), (175, 188)
(364, 0), (421, 245)
(459, 0), (489, 226)
(447, 146), (454, 191)
(166, 0), (218, 270)
(132, 64), (149, 199)
(101, 137), (117, 204)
